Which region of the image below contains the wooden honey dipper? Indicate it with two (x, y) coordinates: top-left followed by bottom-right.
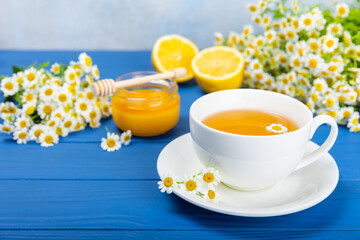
(91, 67), (187, 97)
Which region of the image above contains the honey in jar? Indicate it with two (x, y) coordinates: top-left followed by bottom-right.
(111, 71), (180, 137)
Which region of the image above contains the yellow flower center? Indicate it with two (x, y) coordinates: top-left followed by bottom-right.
(310, 31), (318, 38)
(266, 33), (273, 40)
(208, 190), (216, 200)
(76, 70), (81, 78)
(310, 42), (318, 51)
(19, 120), (27, 128)
(343, 111), (351, 118)
(53, 66), (60, 73)
(43, 105), (52, 115)
(56, 127), (63, 135)
(279, 56), (287, 64)
(89, 110), (97, 119)
(203, 172), (215, 183)
(17, 77), (23, 85)
(103, 105), (110, 113)
(338, 7), (346, 15)
(5, 82), (14, 90)
(79, 103), (88, 111)
(185, 180), (197, 191)
(311, 93), (318, 102)
(94, 68), (99, 76)
(244, 29), (249, 35)
(353, 118), (359, 125)
(327, 110), (336, 118)
(8, 106), (16, 113)
(293, 20), (299, 28)
(255, 73), (264, 80)
(26, 93), (33, 101)
(309, 59), (317, 68)
(298, 48), (303, 56)
(86, 92), (94, 100)
(288, 45), (294, 52)
(64, 121), (72, 128)
(354, 127), (360, 132)
(164, 177), (173, 187)
(69, 73), (75, 81)
(287, 31), (295, 39)
(331, 26), (339, 33)
(19, 132), (27, 139)
(85, 56), (92, 67)
(45, 88), (53, 96)
(27, 72), (35, 81)
(44, 135), (53, 144)
(106, 138), (116, 148)
(47, 120), (56, 127)
(338, 96), (346, 102)
(249, 5), (256, 12)
(326, 98), (335, 107)
(304, 18), (312, 26)
(257, 40), (263, 46)
(59, 94), (67, 102)
(34, 129), (43, 138)
(306, 102), (312, 109)
(124, 134), (130, 141)
(293, 59), (301, 67)
(278, 33), (286, 41)
(1, 106), (9, 113)
(328, 65), (338, 72)
(3, 126), (10, 132)
(272, 125), (282, 130)
(282, 78), (288, 85)
(326, 40), (334, 48)
(54, 113), (62, 119)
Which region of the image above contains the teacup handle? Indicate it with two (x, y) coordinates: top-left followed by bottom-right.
(294, 115), (338, 171)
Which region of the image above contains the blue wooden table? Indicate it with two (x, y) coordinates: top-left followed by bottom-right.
(0, 51), (359, 239)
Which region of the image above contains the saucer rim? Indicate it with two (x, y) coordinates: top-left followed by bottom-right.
(157, 133), (339, 217)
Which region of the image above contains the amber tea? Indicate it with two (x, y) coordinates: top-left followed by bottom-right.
(202, 109), (299, 136)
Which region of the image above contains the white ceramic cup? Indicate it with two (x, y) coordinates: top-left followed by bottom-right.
(190, 89), (338, 191)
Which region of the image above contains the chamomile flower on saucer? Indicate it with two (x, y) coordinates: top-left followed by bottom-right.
(39, 84), (57, 102)
(199, 168), (221, 188)
(158, 172), (178, 194)
(79, 52), (93, 73)
(336, 3), (349, 18)
(23, 67), (38, 89)
(121, 130), (132, 146)
(14, 115), (33, 129)
(1, 77), (19, 96)
(181, 175), (200, 195)
(29, 124), (47, 142)
(203, 188), (219, 203)
(50, 63), (60, 74)
(39, 128), (59, 147)
(0, 122), (13, 134)
(266, 123), (288, 134)
(13, 129), (29, 144)
(101, 132), (121, 152)
(37, 101), (54, 119)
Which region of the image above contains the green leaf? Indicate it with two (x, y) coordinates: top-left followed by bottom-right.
(12, 65), (25, 74)
(38, 61), (50, 69)
(273, 9), (285, 19)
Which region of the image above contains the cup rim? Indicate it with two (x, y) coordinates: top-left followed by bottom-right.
(190, 89), (313, 138)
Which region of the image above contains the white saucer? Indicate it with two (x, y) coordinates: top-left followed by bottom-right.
(157, 133), (339, 217)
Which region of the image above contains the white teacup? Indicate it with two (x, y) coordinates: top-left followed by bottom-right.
(190, 89), (338, 191)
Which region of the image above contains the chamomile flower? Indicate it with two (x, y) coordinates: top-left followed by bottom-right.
(323, 35), (339, 53)
(1, 77), (19, 96)
(249, 59), (263, 73)
(313, 78), (328, 92)
(284, 27), (298, 41)
(247, 3), (258, 14)
(29, 124), (47, 142)
(84, 89), (96, 102)
(39, 129), (59, 147)
(0, 102), (18, 115)
(347, 112), (359, 128)
(290, 54), (302, 69)
(50, 63), (60, 74)
(84, 107), (101, 123)
(13, 129), (29, 144)
(39, 84), (57, 102)
(101, 132), (121, 152)
(99, 97), (112, 118)
(242, 25), (253, 36)
(204, 187), (219, 203)
(0, 122), (13, 134)
(266, 123), (288, 134)
(158, 172), (178, 194)
(299, 13), (315, 31)
(121, 130), (132, 146)
(261, 14), (272, 27)
(56, 87), (72, 106)
(181, 175), (200, 195)
(285, 42), (295, 53)
(55, 126), (69, 137)
(340, 107), (354, 120)
(64, 67), (78, 84)
(305, 54), (324, 70)
(276, 52), (288, 66)
(37, 101), (54, 119)
(46, 117), (60, 128)
(322, 94), (338, 109)
(51, 107), (66, 120)
(14, 72), (24, 87)
(198, 168), (221, 188)
(264, 30), (276, 43)
(60, 116), (76, 132)
(91, 65), (100, 80)
(14, 115), (33, 129)
(327, 23), (343, 36)
(214, 32), (223, 45)
(336, 3), (349, 18)
(75, 99), (92, 117)
(308, 38), (321, 52)
(343, 31), (352, 46)
(22, 90), (37, 103)
(23, 67), (38, 89)
(79, 52), (93, 73)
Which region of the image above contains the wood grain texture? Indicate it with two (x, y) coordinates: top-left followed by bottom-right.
(0, 51), (359, 239)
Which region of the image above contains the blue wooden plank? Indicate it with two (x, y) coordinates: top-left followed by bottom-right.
(0, 230), (359, 240)
(0, 179), (359, 230)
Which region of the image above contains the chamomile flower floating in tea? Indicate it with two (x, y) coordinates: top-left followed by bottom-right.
(266, 124), (288, 134)
(158, 168), (221, 203)
(158, 172), (178, 194)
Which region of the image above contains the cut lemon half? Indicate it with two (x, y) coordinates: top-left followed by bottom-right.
(192, 46), (245, 93)
(152, 34), (199, 83)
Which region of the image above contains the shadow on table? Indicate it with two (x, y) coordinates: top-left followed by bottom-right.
(169, 182), (346, 239)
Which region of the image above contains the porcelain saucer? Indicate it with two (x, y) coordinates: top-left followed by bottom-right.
(157, 133), (339, 217)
